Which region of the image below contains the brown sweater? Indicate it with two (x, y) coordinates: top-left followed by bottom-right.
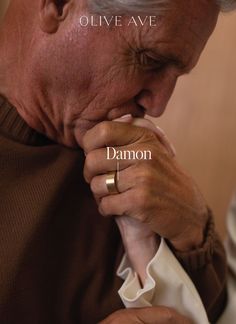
(0, 96), (124, 324)
(0, 95), (227, 324)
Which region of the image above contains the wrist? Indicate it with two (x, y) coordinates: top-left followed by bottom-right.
(115, 216), (160, 285)
(116, 216), (156, 245)
(124, 234), (160, 258)
(124, 235), (160, 286)
(116, 217), (160, 259)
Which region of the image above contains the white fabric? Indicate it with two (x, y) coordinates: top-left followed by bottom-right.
(117, 238), (209, 324)
(218, 194), (236, 323)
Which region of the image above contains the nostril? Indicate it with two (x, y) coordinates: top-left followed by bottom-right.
(135, 88), (152, 103)
(134, 96), (146, 116)
(135, 89), (151, 101)
(137, 103), (146, 115)
(134, 91), (150, 115)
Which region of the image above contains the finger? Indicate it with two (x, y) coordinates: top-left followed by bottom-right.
(82, 121), (155, 153)
(98, 188), (151, 222)
(84, 147), (116, 183)
(90, 166), (135, 197)
(84, 147), (133, 183)
(99, 190), (132, 217)
(84, 142), (155, 183)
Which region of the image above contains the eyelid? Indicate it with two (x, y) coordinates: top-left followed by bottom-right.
(146, 50), (191, 74)
(145, 55), (164, 68)
(139, 52), (166, 71)
(136, 49), (191, 75)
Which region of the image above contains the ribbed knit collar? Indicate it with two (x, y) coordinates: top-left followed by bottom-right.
(0, 95), (53, 146)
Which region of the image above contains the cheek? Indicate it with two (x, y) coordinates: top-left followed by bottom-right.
(38, 40), (94, 97)
(57, 47), (93, 91)
(103, 80), (143, 105)
(60, 22), (144, 104)
(48, 24), (145, 115)
(99, 60), (146, 104)
(83, 61), (144, 111)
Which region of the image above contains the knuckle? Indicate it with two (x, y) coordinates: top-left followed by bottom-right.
(133, 188), (150, 214)
(136, 164), (154, 187)
(85, 151), (96, 175)
(99, 197), (110, 216)
(98, 121), (112, 141)
(82, 134), (90, 153)
(82, 132), (88, 152)
(90, 177), (98, 194)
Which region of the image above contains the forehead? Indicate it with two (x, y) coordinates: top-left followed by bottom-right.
(131, 0), (219, 68)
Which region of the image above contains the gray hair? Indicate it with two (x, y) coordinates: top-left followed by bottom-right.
(90, 0), (236, 14)
(217, 0), (236, 11)
(89, 0), (169, 14)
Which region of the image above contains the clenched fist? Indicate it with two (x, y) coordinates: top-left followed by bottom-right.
(82, 118), (208, 253)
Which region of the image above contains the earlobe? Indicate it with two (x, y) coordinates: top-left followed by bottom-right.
(39, 0), (71, 34)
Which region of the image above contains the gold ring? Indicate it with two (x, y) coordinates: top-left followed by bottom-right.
(106, 171), (119, 195)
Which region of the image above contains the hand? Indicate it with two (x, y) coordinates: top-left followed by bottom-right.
(99, 306), (193, 324)
(114, 117), (173, 283)
(82, 120), (208, 252)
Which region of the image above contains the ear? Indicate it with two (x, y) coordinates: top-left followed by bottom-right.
(39, 0), (71, 33)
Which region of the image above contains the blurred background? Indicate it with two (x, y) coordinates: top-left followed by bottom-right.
(1, 2), (235, 238)
(154, 11), (236, 239)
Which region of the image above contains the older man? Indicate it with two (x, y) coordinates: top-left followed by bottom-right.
(0, 0), (230, 323)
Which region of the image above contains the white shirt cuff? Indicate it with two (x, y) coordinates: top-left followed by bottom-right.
(117, 238), (209, 324)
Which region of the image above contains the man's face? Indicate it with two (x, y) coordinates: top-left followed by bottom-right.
(35, 0), (219, 147)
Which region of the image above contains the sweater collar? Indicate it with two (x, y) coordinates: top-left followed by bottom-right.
(0, 95), (53, 146)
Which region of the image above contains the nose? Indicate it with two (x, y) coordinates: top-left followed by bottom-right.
(135, 70), (178, 117)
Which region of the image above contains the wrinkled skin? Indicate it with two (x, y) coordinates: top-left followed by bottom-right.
(0, 0), (219, 147)
(0, 0), (219, 322)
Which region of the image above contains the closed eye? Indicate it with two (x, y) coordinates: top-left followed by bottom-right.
(135, 48), (192, 75)
(136, 50), (166, 72)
